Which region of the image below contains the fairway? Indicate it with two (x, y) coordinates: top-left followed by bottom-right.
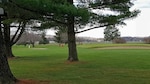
(10, 43), (150, 84)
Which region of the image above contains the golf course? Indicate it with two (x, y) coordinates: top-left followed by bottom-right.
(10, 43), (150, 84)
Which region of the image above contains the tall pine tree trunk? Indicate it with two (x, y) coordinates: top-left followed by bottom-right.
(67, 0), (78, 61)
(67, 16), (78, 61)
(0, 19), (16, 84)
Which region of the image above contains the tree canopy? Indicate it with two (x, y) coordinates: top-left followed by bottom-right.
(2, 0), (140, 31)
(7, 0), (90, 22)
(75, 0), (140, 32)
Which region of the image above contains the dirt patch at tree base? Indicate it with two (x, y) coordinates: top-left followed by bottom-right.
(16, 79), (50, 84)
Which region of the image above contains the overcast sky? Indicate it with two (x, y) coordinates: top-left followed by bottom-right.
(47, 0), (150, 38)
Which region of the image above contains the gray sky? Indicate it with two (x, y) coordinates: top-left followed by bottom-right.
(47, 0), (150, 38)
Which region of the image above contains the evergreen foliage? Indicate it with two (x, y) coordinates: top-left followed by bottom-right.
(9, 0), (90, 22)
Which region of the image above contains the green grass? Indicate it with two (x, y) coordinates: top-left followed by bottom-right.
(9, 43), (150, 84)
(78, 43), (150, 48)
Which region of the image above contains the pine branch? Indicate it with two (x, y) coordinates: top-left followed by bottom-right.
(75, 23), (113, 34)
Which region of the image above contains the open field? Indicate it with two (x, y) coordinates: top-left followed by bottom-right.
(10, 43), (150, 84)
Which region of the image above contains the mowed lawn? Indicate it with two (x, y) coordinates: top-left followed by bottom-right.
(9, 43), (150, 84)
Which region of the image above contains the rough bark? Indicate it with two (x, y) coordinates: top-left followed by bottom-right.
(4, 43), (14, 58)
(0, 19), (16, 84)
(67, 16), (78, 61)
(0, 53), (16, 84)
